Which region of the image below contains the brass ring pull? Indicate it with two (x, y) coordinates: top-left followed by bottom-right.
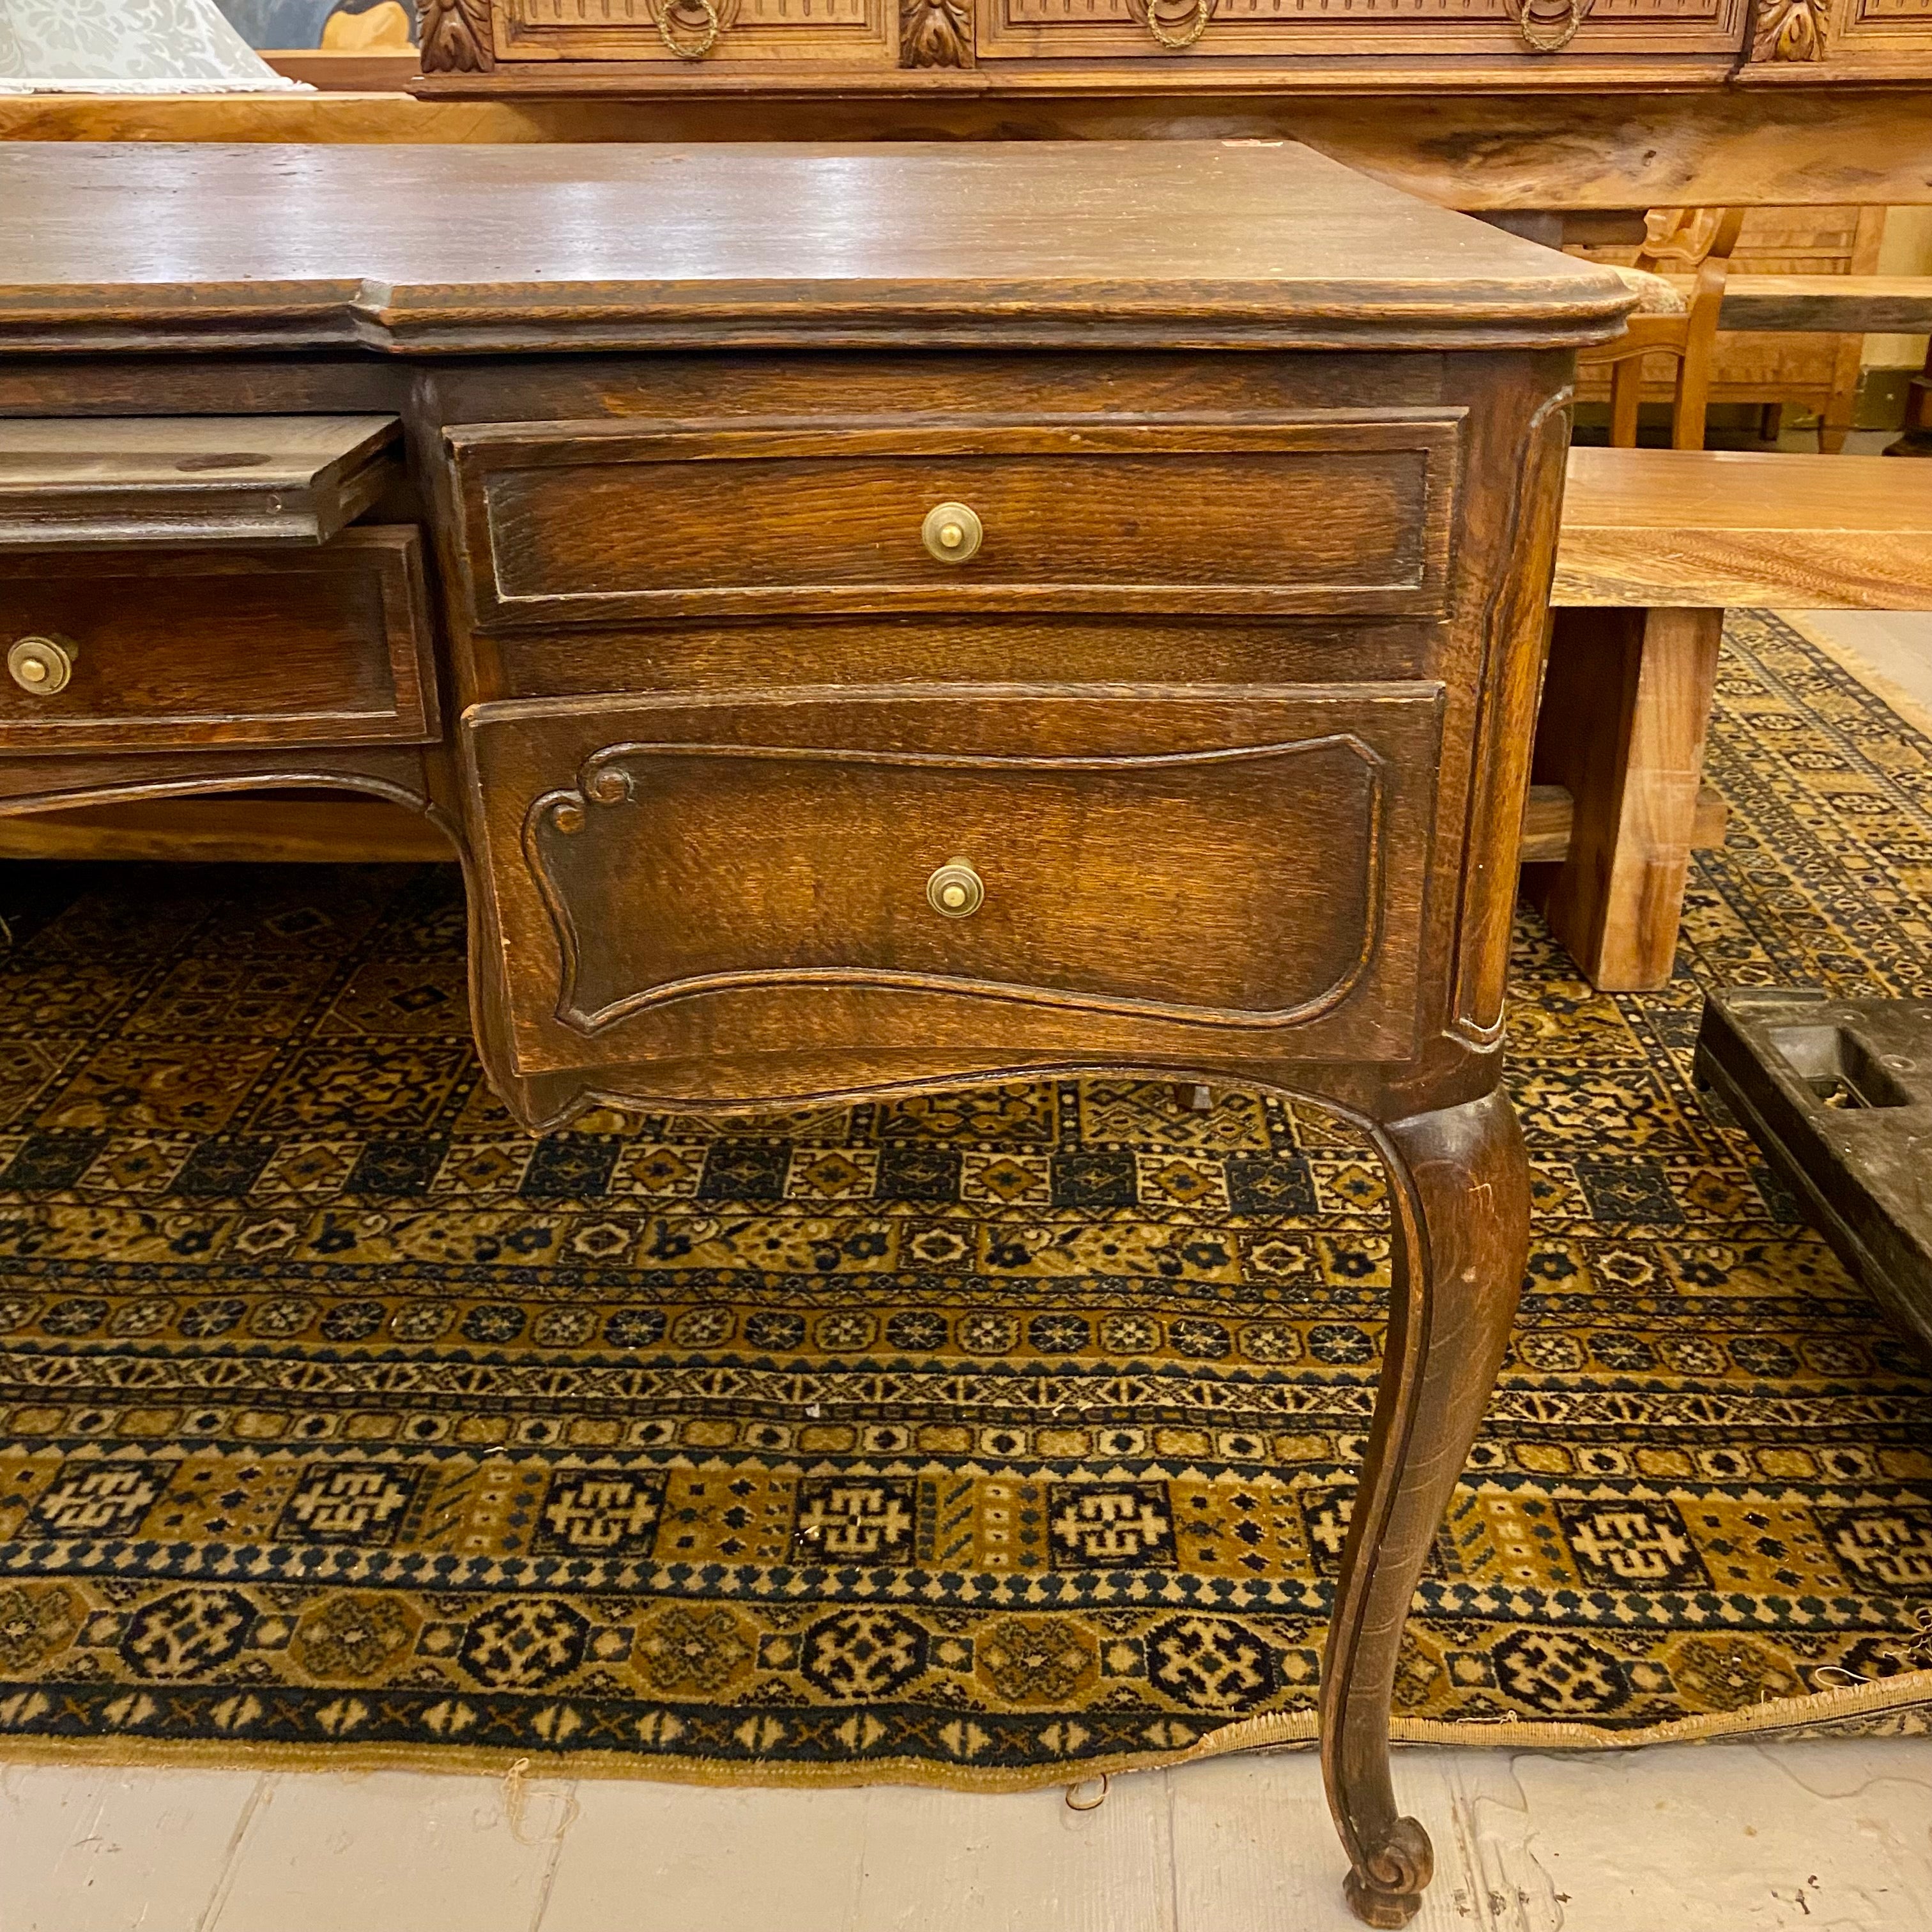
(1142, 0), (1209, 49)
(656, 0), (720, 59)
(926, 859), (984, 920)
(7, 633), (76, 696)
(1509, 0), (1585, 51)
(921, 501), (983, 564)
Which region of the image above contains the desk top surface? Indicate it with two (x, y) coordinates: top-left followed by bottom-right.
(0, 141), (1629, 355)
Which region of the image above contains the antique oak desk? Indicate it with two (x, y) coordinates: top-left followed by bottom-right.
(0, 142), (1628, 1927)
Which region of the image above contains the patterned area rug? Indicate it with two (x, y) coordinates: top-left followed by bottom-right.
(1, 611), (1929, 1786)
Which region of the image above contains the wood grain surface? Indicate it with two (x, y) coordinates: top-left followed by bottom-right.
(0, 793), (454, 862)
(1529, 604), (1725, 992)
(1, 90), (1929, 214)
(0, 415), (400, 548)
(1713, 273), (1932, 333)
(1552, 447), (1932, 611)
(463, 684), (1445, 1075)
(454, 414), (1459, 626)
(0, 529), (437, 753)
(0, 143), (1630, 355)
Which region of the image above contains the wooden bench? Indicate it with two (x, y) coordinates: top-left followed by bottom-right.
(1706, 274), (1932, 335)
(1535, 447), (1932, 992)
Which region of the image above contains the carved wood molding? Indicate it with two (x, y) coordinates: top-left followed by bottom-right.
(1639, 206), (1726, 267)
(1751, 0), (1830, 59)
(420, 0), (496, 72)
(899, 0), (971, 65)
(522, 733), (1390, 1036)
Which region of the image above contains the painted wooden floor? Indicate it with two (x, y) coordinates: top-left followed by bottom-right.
(6, 1736), (1931, 1932)
(4, 606), (1929, 1932)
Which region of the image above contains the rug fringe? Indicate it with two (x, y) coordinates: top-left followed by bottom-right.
(1, 1669), (1926, 1793)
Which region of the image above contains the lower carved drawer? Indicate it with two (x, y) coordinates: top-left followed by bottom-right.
(463, 683), (1444, 1075)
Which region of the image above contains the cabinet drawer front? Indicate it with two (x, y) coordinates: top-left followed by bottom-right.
(0, 530), (437, 755)
(974, 0), (1749, 58)
(464, 684), (1442, 1073)
(449, 415), (1460, 628)
(495, 0), (895, 63)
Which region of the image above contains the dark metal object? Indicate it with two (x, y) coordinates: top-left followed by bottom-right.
(1696, 987), (1932, 1361)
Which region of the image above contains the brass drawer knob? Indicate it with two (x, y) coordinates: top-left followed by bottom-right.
(926, 858), (984, 919)
(7, 634), (75, 696)
(921, 502), (983, 565)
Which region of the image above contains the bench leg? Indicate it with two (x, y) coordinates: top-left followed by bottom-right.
(1527, 605), (1724, 992)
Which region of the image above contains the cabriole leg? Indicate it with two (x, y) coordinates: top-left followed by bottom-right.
(1320, 1089), (1529, 1928)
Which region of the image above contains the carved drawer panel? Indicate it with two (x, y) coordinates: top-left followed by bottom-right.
(490, 0), (895, 65)
(0, 529), (437, 755)
(463, 682), (1443, 1074)
(971, 0), (1749, 58)
(447, 413), (1460, 629)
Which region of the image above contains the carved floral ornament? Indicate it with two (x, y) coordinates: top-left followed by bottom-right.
(1752, 0), (1830, 60)
(900, 0), (970, 65)
(418, 0), (494, 70)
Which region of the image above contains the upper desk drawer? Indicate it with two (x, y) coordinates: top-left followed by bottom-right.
(0, 417), (402, 549)
(448, 413), (1462, 629)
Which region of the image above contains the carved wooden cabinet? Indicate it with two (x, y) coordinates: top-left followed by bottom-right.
(0, 141), (1629, 1928)
(416, 0), (1923, 94)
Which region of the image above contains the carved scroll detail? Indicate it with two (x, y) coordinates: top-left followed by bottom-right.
(899, 0), (971, 65)
(520, 733), (1393, 1039)
(1639, 207), (1727, 269)
(1751, 0), (1829, 59)
(419, 0), (496, 70)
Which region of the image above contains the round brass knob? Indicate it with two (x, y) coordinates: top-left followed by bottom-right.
(7, 634), (75, 696)
(921, 501), (983, 565)
(926, 858), (985, 919)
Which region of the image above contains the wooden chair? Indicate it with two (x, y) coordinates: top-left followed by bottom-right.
(1579, 207), (1746, 452)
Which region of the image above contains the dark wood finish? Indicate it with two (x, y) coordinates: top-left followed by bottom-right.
(0, 143), (1632, 358)
(463, 684), (1443, 1071)
(450, 415), (1460, 627)
(0, 529), (438, 755)
(0, 416), (401, 549)
(1326, 1088), (1528, 1929)
(0, 792), (456, 862)
(0, 776), (1709, 871)
(0, 742), (450, 820)
(1894, 342), (1932, 457)
(0, 142), (1628, 1928)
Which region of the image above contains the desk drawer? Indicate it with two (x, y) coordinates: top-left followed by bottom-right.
(463, 682), (1442, 1073)
(0, 529), (437, 755)
(448, 413), (1460, 629)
